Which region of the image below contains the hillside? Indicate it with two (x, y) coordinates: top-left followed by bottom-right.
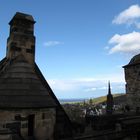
(91, 93), (126, 105)
(60, 93), (127, 105)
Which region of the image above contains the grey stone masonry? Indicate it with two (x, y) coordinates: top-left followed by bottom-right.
(123, 53), (140, 109)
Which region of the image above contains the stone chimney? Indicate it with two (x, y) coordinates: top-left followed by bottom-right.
(6, 12), (36, 64)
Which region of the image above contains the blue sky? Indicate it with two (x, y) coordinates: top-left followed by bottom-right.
(0, 0), (140, 99)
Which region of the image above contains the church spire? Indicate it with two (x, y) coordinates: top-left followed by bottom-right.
(108, 81), (111, 95)
(106, 81), (114, 115)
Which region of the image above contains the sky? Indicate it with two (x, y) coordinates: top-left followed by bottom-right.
(0, 0), (140, 99)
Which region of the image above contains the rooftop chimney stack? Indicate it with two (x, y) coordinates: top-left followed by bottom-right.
(6, 12), (36, 64)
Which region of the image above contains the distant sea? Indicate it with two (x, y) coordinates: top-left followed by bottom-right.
(58, 98), (86, 104)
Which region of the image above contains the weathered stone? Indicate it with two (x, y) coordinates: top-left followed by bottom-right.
(0, 12), (73, 140)
(124, 53), (140, 109)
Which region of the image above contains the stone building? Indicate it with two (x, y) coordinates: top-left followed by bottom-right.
(0, 12), (73, 140)
(106, 81), (114, 114)
(123, 54), (140, 111)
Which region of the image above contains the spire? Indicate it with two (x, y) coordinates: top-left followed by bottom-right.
(108, 81), (111, 95)
(106, 81), (114, 115)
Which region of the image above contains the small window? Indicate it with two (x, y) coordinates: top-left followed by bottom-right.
(42, 113), (47, 120)
(11, 46), (21, 52)
(26, 49), (33, 54)
(24, 30), (33, 35)
(10, 42), (17, 46)
(3, 124), (6, 128)
(42, 113), (45, 120)
(11, 27), (18, 32)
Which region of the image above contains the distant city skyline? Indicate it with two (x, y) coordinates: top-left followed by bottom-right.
(0, 0), (140, 98)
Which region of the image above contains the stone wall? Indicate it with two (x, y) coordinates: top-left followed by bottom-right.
(124, 64), (140, 109)
(0, 108), (56, 140)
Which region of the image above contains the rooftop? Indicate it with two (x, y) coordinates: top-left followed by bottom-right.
(123, 53), (140, 68)
(9, 12), (35, 25)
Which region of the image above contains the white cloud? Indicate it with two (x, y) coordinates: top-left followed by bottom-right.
(47, 74), (125, 98)
(48, 79), (77, 91)
(85, 87), (97, 92)
(43, 41), (64, 47)
(99, 86), (108, 90)
(113, 4), (140, 28)
(108, 31), (140, 54)
(47, 74), (125, 93)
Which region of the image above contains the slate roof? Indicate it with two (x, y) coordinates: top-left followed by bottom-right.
(123, 53), (140, 68)
(0, 55), (56, 108)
